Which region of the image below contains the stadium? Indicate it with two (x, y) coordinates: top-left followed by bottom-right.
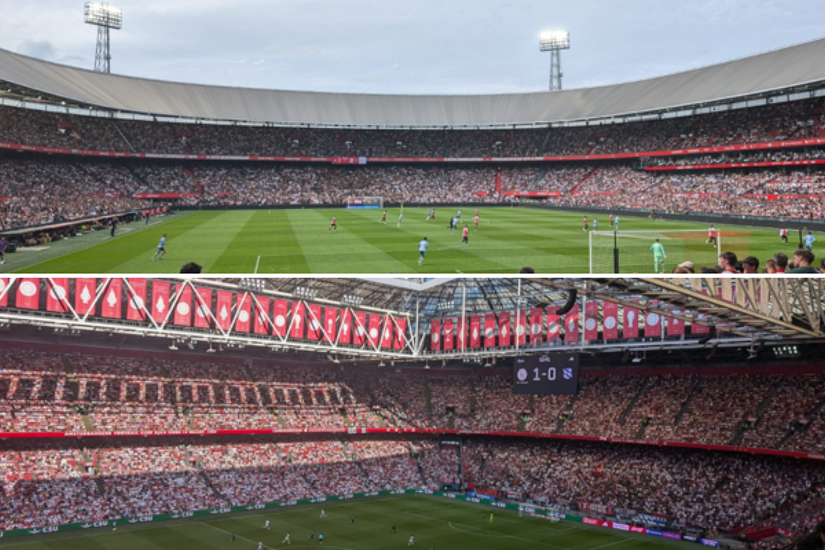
(0, 276), (824, 550)
(1, 38), (825, 272)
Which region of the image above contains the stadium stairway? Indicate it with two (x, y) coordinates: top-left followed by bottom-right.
(618, 379), (648, 427)
(423, 382), (433, 417)
(111, 121), (137, 153)
(779, 398), (825, 450)
(124, 162), (152, 190)
(730, 376), (785, 446)
(413, 454), (428, 487)
(674, 379), (703, 426)
(633, 419), (648, 440)
(199, 470), (231, 505)
(566, 167), (600, 195)
(555, 393), (580, 433)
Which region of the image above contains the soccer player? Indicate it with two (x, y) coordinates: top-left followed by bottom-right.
(650, 239), (667, 274)
(593, 219), (598, 231)
(0, 236), (7, 265)
(706, 225), (717, 247)
(475, 208), (479, 217)
(381, 210), (387, 224)
(319, 534), (324, 545)
(264, 519), (270, 530)
(328, 217), (337, 232)
(615, 215), (620, 230)
(408, 535), (415, 546)
(461, 225), (469, 245)
(426, 208), (434, 221)
(489, 513), (494, 524)
(609, 213), (614, 226)
(392, 523), (397, 534)
(397, 212), (404, 227)
(309, 530), (315, 540)
(350, 516), (355, 524)
(456, 209), (462, 221)
(804, 232), (817, 251)
(418, 237), (429, 266)
(110, 219), (117, 237)
(151, 234), (168, 261)
(282, 532), (291, 545)
(780, 228), (789, 244)
(473, 214), (479, 230)
(583, 216), (588, 232)
(232, 532), (236, 543)
(257, 542), (263, 550)
(320, 509), (326, 518)
(449, 217), (457, 233)
(112, 521), (117, 533)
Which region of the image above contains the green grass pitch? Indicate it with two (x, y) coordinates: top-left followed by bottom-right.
(6, 207), (801, 274)
(2, 496), (699, 550)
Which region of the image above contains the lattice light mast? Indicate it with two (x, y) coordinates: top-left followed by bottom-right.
(539, 30), (570, 91)
(84, 2), (122, 73)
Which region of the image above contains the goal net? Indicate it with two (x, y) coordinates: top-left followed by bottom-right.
(346, 196), (383, 209)
(589, 229), (753, 274)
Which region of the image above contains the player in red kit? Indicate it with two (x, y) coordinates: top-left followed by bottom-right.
(461, 225), (469, 245)
(328, 217), (337, 232)
(473, 215), (479, 230)
(583, 216), (588, 232)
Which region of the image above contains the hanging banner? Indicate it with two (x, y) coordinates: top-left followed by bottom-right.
(306, 304), (322, 340)
(644, 301), (662, 338)
(456, 316), (467, 350)
(584, 302), (599, 342)
(547, 306), (561, 341)
(443, 318), (454, 351)
(469, 315), (481, 348)
(381, 316), (394, 349)
(564, 304), (579, 343)
(431, 319), (441, 351)
(691, 291), (711, 335)
(215, 291), (233, 331)
(367, 314), (381, 347)
(173, 285), (193, 327)
(324, 307), (338, 343)
(603, 301), (619, 340)
(353, 311), (367, 346)
(151, 281), (171, 324)
(0, 278), (8, 307)
(338, 309), (352, 344)
(623, 306), (639, 338)
(193, 287), (213, 329)
(100, 279), (123, 319)
(394, 317), (407, 350)
(290, 302), (305, 339)
(15, 278), (40, 310)
(667, 310), (685, 336)
(74, 277), (97, 315)
(234, 294), (252, 333)
(272, 299), (288, 337)
(483, 313), (496, 348)
(516, 310), (527, 346)
(126, 278), (148, 322)
(530, 308), (543, 345)
(498, 311), (511, 347)
(254, 297), (271, 335)
(46, 278), (71, 313)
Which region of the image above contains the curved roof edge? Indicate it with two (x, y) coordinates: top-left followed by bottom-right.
(1, 38), (825, 128)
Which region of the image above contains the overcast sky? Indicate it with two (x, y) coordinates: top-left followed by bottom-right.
(1, 0), (824, 95)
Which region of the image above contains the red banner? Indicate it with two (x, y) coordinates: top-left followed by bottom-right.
(443, 318), (454, 351)
(547, 306), (560, 341)
(306, 304), (322, 340)
(126, 278), (147, 321)
(584, 302), (599, 342)
(691, 291), (711, 335)
(354, 311), (367, 346)
(394, 317), (407, 350)
(16, 278), (40, 310)
(498, 312), (511, 347)
(456, 316), (466, 350)
(431, 319), (441, 351)
(644, 301), (662, 338)
(272, 299), (288, 337)
(529, 308), (543, 345)
(151, 281), (171, 324)
(483, 313), (496, 348)
(564, 304), (579, 343)
(194, 287), (213, 328)
(367, 314), (381, 347)
(216, 291), (233, 331)
(338, 309), (352, 344)
(235, 294), (252, 333)
(173, 285), (193, 327)
(290, 302), (305, 339)
(380, 316), (394, 349)
(100, 279), (123, 319)
(0, 278), (8, 307)
(667, 310), (685, 336)
(516, 310), (527, 346)
(623, 306), (639, 338)
(469, 315), (481, 348)
(603, 301), (619, 340)
(74, 277), (97, 315)
(254, 297), (271, 335)
(46, 278), (70, 313)
(324, 307), (338, 343)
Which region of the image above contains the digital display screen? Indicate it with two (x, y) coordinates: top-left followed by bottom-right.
(513, 353), (579, 395)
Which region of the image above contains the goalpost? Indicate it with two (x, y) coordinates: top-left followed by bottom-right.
(589, 229), (726, 274)
(346, 196), (383, 209)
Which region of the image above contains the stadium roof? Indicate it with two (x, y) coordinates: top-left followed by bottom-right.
(1, 38), (825, 128)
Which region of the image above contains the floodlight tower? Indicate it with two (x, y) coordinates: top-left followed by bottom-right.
(84, 2), (122, 73)
(539, 30), (570, 91)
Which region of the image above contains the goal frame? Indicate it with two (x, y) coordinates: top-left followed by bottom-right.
(346, 196), (383, 210)
(588, 229), (720, 274)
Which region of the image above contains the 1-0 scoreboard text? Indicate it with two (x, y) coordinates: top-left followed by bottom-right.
(513, 353), (579, 395)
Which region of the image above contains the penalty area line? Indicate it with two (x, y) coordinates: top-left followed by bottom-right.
(254, 255), (261, 274)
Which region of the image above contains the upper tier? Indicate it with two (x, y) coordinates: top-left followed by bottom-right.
(2, 38), (825, 127)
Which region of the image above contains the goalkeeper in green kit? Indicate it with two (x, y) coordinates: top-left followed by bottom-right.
(651, 239), (667, 273)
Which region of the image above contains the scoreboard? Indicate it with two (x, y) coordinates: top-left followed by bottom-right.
(512, 353), (580, 395)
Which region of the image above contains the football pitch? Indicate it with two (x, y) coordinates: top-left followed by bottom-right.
(6, 207), (799, 274)
(0, 496), (699, 550)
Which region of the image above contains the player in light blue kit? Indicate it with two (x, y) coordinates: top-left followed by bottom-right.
(151, 234), (168, 261)
(397, 212), (404, 228)
(418, 238), (429, 266)
(804, 232), (817, 251)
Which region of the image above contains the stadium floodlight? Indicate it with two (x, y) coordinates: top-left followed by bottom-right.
(84, 2), (122, 74)
(539, 29), (570, 91)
